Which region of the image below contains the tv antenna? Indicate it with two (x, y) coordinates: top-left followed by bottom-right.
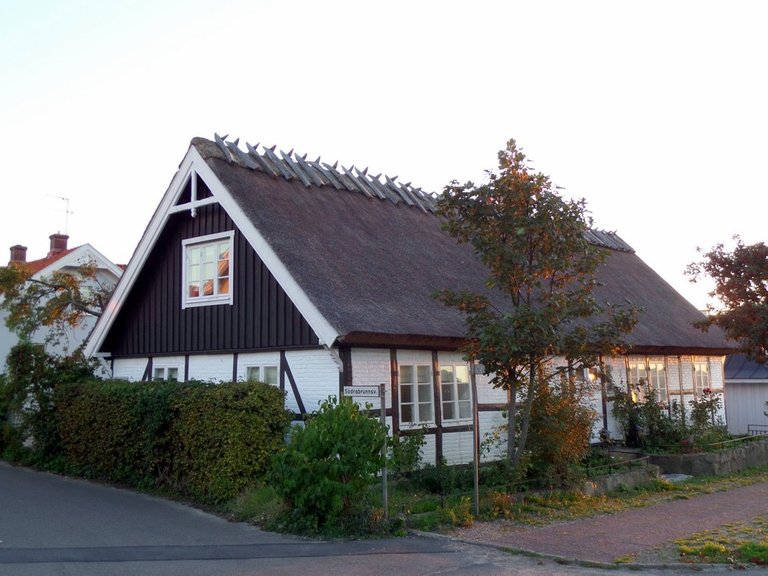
(48, 195), (74, 235)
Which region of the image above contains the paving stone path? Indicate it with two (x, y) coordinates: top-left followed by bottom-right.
(452, 482), (768, 564)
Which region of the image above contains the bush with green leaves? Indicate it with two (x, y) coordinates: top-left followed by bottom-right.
(387, 427), (425, 477)
(3, 342), (96, 461)
(172, 381), (292, 503)
(525, 372), (596, 488)
(55, 379), (291, 503)
(269, 396), (387, 534)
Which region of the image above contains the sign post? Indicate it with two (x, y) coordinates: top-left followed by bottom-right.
(342, 383), (388, 519)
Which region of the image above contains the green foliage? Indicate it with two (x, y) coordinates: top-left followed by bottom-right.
(172, 382), (292, 503)
(688, 236), (768, 364)
(3, 342), (97, 459)
(0, 260), (115, 345)
(268, 396), (387, 534)
(387, 427), (425, 477)
(54, 379), (291, 503)
(525, 370), (596, 488)
(612, 382), (729, 452)
(55, 380), (177, 486)
(435, 138), (638, 471)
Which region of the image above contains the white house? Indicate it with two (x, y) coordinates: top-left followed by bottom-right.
(1, 234), (123, 370)
(85, 135), (730, 464)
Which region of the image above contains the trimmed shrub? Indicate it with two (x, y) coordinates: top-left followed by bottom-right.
(172, 381), (292, 503)
(55, 379), (291, 503)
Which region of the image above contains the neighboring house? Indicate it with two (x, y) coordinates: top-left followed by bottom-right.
(724, 354), (768, 436)
(0, 234), (123, 370)
(85, 135), (730, 464)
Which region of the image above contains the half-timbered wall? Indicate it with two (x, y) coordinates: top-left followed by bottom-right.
(101, 203), (319, 356)
(348, 348), (507, 466)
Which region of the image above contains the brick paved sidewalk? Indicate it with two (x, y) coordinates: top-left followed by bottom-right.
(451, 482), (768, 564)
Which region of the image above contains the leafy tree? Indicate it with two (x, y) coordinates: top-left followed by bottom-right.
(435, 139), (637, 474)
(0, 259), (115, 347)
(687, 236), (768, 364)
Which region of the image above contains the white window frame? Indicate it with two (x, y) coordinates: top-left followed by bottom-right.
(245, 364), (279, 386)
(153, 365), (181, 382)
(399, 364), (434, 425)
(181, 231), (234, 309)
(440, 364), (472, 423)
(693, 359), (710, 397)
(647, 360), (668, 404)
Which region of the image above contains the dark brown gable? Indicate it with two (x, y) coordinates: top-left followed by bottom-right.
(100, 203), (319, 356)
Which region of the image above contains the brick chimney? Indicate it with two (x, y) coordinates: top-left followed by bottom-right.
(47, 233), (69, 258)
(9, 244), (27, 264)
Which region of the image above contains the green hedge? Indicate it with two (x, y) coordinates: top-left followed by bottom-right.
(55, 379), (292, 503)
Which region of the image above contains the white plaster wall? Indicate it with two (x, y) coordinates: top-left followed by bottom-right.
(187, 354), (232, 382)
(284, 349), (340, 414)
(112, 357), (150, 381)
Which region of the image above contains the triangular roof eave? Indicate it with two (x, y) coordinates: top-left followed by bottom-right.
(85, 143), (340, 358)
(33, 244), (124, 280)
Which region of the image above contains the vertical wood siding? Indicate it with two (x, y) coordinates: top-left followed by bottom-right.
(101, 203), (319, 355)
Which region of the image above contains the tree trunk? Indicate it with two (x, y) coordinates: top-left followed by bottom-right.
(506, 383), (517, 462)
(510, 360), (537, 472)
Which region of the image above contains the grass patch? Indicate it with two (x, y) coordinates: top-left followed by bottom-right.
(676, 516), (768, 566)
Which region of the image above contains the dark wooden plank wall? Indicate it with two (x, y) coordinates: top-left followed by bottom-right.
(101, 202), (319, 356)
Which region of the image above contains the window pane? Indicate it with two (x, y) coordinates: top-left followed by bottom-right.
(400, 365), (414, 384)
(440, 367), (454, 383)
(153, 368), (164, 380)
(203, 245), (215, 262)
(217, 259), (229, 277)
(419, 402), (433, 422)
(443, 402), (455, 421)
(187, 247), (200, 263)
(167, 368), (179, 382)
(441, 383), (454, 401)
(188, 263), (200, 281)
(246, 367), (260, 381)
(203, 262), (215, 280)
(458, 401), (471, 419)
(264, 366), (278, 385)
(418, 383), (431, 402)
(218, 278), (229, 295)
(401, 404), (412, 423)
(458, 382), (471, 402)
(188, 282), (200, 298)
(417, 365), (431, 384)
(455, 365), (469, 383)
(400, 383), (412, 403)
(218, 243), (229, 260)
(202, 279), (214, 296)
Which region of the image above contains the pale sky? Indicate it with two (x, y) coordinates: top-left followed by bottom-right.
(1, 0), (766, 309)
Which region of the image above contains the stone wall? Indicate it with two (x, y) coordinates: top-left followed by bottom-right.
(648, 439), (768, 476)
(583, 464), (661, 496)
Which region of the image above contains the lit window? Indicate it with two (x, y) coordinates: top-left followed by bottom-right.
(399, 364), (433, 424)
(182, 232), (234, 308)
(246, 365), (279, 386)
(440, 365), (471, 421)
(693, 360), (710, 397)
(647, 361), (668, 403)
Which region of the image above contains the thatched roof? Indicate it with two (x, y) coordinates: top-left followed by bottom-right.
(192, 136), (729, 354)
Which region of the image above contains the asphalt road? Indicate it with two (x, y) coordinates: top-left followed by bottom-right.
(0, 461), (759, 576)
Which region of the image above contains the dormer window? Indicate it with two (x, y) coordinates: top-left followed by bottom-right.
(182, 232), (234, 308)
